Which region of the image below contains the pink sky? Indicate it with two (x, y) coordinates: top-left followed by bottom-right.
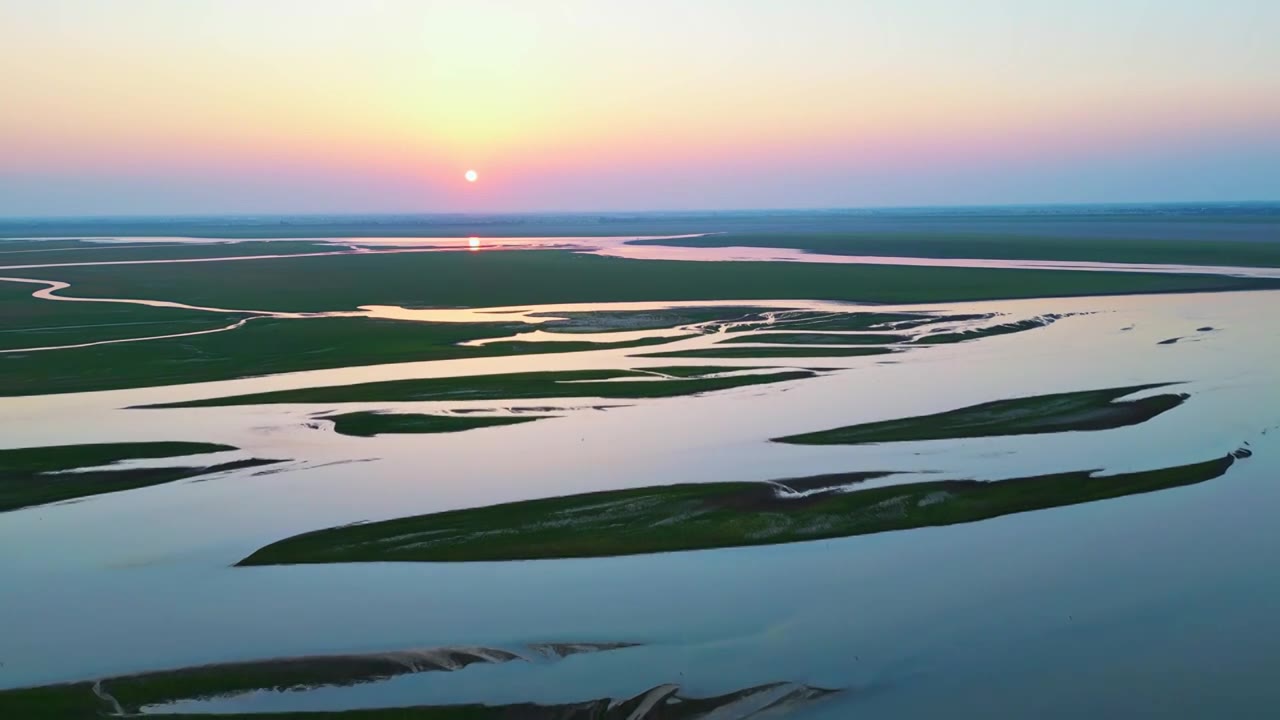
(2, 1), (1278, 215)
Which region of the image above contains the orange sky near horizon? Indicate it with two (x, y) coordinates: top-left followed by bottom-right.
(2, 1), (1278, 214)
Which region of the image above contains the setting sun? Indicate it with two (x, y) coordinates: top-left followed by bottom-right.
(2, 5), (1278, 716)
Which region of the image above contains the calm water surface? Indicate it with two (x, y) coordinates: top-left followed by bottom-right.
(0, 284), (1277, 717)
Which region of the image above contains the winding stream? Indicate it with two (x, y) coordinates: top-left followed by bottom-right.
(1, 236), (1279, 718)
(6, 233), (1280, 278)
(4, 232), (1279, 356)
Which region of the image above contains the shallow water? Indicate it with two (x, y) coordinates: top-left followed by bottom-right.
(5, 234), (1280, 279)
(3, 232), (1276, 357)
(1, 287), (1278, 718)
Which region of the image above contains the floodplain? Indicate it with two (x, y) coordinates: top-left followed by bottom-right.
(2, 207), (1278, 719)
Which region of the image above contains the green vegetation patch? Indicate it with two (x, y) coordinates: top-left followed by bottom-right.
(0, 280), (248, 352)
(0, 317), (694, 397)
(638, 346), (895, 359)
(144, 368), (817, 408)
(0, 678), (830, 720)
(0, 441), (278, 512)
(0, 240), (332, 267)
(321, 412), (543, 437)
(0, 239), (103, 252)
(6, 245), (1272, 396)
(0, 643), (639, 719)
(6, 206), (1276, 266)
(12, 250), (1275, 315)
(629, 228), (1280, 268)
(237, 454), (1240, 564)
(718, 332), (906, 346)
(775, 383), (1186, 445)
(754, 311), (959, 332)
(533, 307), (778, 333)
(475, 334), (684, 355)
(0, 683), (109, 720)
(642, 365), (753, 377)
(877, 313), (993, 329)
(0, 316), (249, 352)
(0, 441), (233, 474)
(910, 315), (1063, 345)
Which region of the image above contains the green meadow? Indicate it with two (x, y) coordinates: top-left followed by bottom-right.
(4, 236), (1276, 396)
(238, 454), (1239, 564)
(320, 411), (543, 437)
(11, 250), (1273, 314)
(0, 442), (278, 512)
(146, 368), (819, 408)
(0, 643), (641, 719)
(775, 384), (1187, 445)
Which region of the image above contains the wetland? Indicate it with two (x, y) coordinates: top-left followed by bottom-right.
(2, 207), (1278, 719)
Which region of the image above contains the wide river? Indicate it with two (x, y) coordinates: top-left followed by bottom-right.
(0, 239), (1278, 717)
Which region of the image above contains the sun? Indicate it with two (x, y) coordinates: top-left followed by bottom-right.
(464, 169), (478, 183)
(468, 237), (481, 250)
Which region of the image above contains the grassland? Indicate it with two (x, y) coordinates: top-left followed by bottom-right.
(632, 232), (1280, 267)
(0, 672), (829, 720)
(718, 332), (906, 345)
(0, 316), (245, 352)
(12, 250), (1275, 315)
(757, 312), (995, 332)
(638, 346), (895, 359)
(237, 454), (1239, 564)
(640, 365), (749, 377)
(469, 334), (684, 355)
(0, 317), (695, 397)
(0, 280), (248, 352)
(729, 311), (941, 332)
(4, 205), (1276, 264)
(0, 643), (640, 719)
(0, 317), (491, 396)
(321, 411), (543, 437)
(534, 307), (777, 332)
(145, 368), (818, 408)
(0, 441), (233, 473)
(775, 384), (1186, 445)
(0, 239), (331, 266)
(1, 441), (278, 512)
(5, 218), (1276, 397)
(909, 316), (1061, 344)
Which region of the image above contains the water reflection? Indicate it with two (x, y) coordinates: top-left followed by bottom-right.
(0, 290), (1277, 718)
(5, 234), (1280, 279)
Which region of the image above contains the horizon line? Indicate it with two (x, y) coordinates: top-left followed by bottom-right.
(3, 199), (1280, 223)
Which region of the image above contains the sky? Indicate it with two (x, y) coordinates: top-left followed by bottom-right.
(1, 0), (1278, 216)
